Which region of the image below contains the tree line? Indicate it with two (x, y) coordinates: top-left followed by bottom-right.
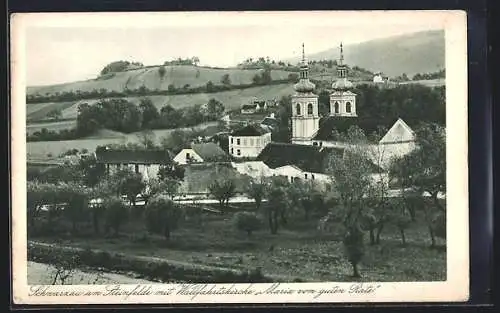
(26, 73), (295, 104)
(27, 98), (225, 142)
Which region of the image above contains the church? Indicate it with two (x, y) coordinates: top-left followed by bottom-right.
(289, 43), (417, 167)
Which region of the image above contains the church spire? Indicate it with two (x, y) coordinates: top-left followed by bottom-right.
(337, 42), (346, 78)
(294, 43), (315, 93)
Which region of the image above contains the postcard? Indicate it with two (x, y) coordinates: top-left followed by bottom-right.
(11, 10), (468, 304)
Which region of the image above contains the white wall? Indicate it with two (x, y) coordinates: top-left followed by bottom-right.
(229, 132), (271, 158)
(107, 163), (160, 181)
(173, 148), (204, 165)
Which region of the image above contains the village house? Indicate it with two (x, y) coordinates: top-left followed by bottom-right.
(240, 98), (268, 114)
(260, 113), (280, 131)
(173, 142), (230, 165)
(256, 142), (388, 190)
(94, 148), (173, 180)
(228, 124), (272, 159)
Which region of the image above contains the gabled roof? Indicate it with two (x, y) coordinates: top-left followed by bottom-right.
(241, 104), (257, 110)
(261, 117), (280, 129)
(190, 143), (230, 162)
(231, 124), (270, 136)
(379, 118), (416, 144)
(95, 149), (172, 164)
(256, 142), (344, 173)
(312, 116), (406, 141)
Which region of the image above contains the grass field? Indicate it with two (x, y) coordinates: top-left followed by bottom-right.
(27, 65), (294, 96)
(26, 83), (295, 122)
(33, 208), (446, 282)
(27, 121), (220, 160)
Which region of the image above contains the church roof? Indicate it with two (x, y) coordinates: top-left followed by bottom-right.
(95, 149), (172, 165)
(256, 142), (344, 173)
(311, 116), (403, 141)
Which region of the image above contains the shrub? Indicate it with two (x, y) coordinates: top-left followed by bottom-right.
(103, 196), (129, 235)
(232, 212), (261, 237)
(145, 195), (183, 240)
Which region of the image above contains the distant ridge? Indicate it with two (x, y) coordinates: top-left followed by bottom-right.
(289, 30), (445, 77)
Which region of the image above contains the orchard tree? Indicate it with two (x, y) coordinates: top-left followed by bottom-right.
(263, 176), (290, 234)
(208, 179), (236, 212)
(103, 196), (129, 235)
(326, 126), (376, 277)
(233, 212), (261, 237)
(78, 154), (106, 187)
(145, 195), (182, 240)
(157, 162), (185, 181)
(114, 168), (145, 208)
(246, 180), (265, 211)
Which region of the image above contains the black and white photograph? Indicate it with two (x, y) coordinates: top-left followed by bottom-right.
(11, 11), (469, 304)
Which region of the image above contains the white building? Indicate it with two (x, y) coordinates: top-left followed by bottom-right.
(173, 142), (230, 165)
(228, 124), (272, 159)
(373, 72), (384, 83)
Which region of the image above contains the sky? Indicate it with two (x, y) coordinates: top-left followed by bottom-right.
(20, 12), (446, 86)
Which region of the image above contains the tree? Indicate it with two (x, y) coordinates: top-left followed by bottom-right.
(208, 179), (236, 212)
(157, 163), (185, 181)
(233, 212), (261, 237)
(158, 66), (166, 79)
(264, 180), (288, 235)
(145, 195), (182, 240)
(78, 155), (106, 187)
(136, 129), (157, 149)
(246, 180), (265, 211)
(206, 81), (215, 92)
(390, 122), (446, 247)
(114, 168), (145, 208)
(206, 98), (225, 120)
(221, 73), (231, 86)
(191, 56), (200, 66)
(103, 196), (129, 235)
(58, 182), (90, 234)
(139, 98), (160, 128)
(326, 126), (375, 277)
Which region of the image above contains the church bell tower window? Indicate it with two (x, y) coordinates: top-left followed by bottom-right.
(307, 103), (313, 115)
(346, 102), (352, 113)
(334, 102), (339, 114)
(296, 103), (301, 115)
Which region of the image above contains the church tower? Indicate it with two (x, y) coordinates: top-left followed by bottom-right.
(291, 43), (320, 144)
(330, 43), (357, 117)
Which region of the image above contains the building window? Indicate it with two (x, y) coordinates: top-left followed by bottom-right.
(307, 103), (313, 115)
(231, 148), (234, 154)
(237, 149), (241, 156)
(313, 142), (318, 146)
(319, 141), (323, 147)
(135, 164), (139, 174)
(243, 138), (247, 146)
(334, 102), (339, 113)
(346, 102), (352, 113)
(312, 174), (315, 180)
(249, 138), (254, 146)
(305, 173), (308, 179)
(237, 138), (240, 145)
(231, 137), (233, 144)
(296, 103), (301, 115)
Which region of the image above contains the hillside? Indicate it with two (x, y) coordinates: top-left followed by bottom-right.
(26, 84), (296, 132)
(27, 65), (293, 97)
(289, 30), (445, 78)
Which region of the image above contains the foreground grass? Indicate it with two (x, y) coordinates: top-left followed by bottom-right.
(33, 211), (446, 282)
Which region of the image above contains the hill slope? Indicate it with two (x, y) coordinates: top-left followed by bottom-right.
(290, 30), (445, 77)
(27, 65), (293, 96)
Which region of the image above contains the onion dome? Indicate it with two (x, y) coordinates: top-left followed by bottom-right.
(332, 78), (353, 90)
(294, 43), (316, 93)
